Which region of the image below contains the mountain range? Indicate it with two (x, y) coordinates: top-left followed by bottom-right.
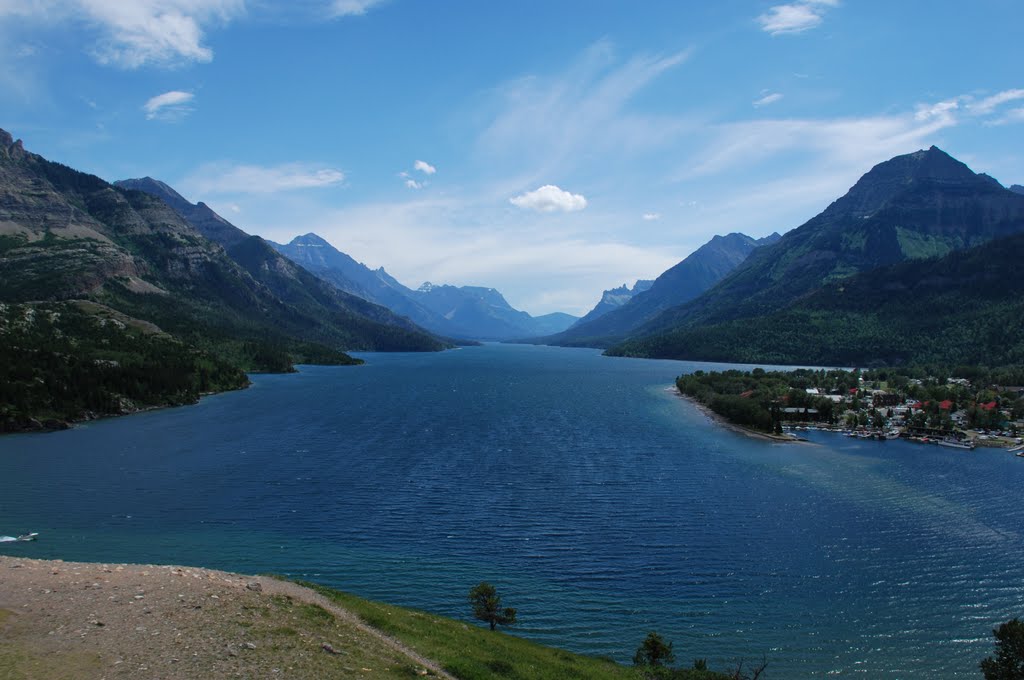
(0, 128), (447, 429)
(4, 126), (1022, 428)
(271, 233), (578, 340)
(604, 146), (1024, 366)
(545, 232), (780, 347)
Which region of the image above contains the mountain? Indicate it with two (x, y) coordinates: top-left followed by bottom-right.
(412, 283), (577, 340)
(270, 232), (441, 328)
(114, 179), (442, 349)
(630, 147), (1024, 338)
(607, 147), (1024, 364)
(273, 233), (578, 340)
(546, 232), (779, 347)
(571, 280), (653, 327)
(1010, 184), (1024, 195)
(114, 177), (249, 249)
(0, 129), (445, 377)
(610, 230), (1024, 367)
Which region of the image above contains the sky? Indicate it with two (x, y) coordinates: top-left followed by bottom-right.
(2, 0), (1022, 316)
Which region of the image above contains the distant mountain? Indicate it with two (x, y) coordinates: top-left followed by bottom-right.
(572, 280), (653, 327)
(608, 147), (1024, 364)
(271, 233), (443, 328)
(0, 129), (445, 374)
(630, 146), (1024, 338)
(411, 282), (577, 340)
(113, 178), (445, 350)
(115, 177), (249, 249)
(547, 232), (779, 347)
(273, 234), (578, 340)
(610, 230), (1024, 367)
(1010, 184), (1024, 196)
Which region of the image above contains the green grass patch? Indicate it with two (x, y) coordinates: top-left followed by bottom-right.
(302, 582), (638, 680)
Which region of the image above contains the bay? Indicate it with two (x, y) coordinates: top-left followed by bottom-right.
(1, 343), (1022, 677)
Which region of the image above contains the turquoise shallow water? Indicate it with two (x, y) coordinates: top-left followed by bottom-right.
(2, 343), (1022, 677)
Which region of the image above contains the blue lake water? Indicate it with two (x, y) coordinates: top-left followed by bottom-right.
(1, 343), (1022, 677)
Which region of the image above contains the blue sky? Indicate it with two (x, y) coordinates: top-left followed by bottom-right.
(2, 1), (1022, 315)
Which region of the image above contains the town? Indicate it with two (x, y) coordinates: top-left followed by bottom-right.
(676, 367), (1024, 452)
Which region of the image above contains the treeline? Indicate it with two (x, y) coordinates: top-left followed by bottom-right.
(0, 302), (251, 432)
(676, 368), (851, 433)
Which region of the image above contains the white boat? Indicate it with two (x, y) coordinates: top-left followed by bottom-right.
(937, 438), (975, 450)
(1008, 443), (1024, 454)
(884, 430), (901, 440)
(0, 533), (38, 543)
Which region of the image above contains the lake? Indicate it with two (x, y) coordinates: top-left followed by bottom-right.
(1, 343), (1021, 677)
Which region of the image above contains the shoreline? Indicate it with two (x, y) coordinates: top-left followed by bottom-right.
(674, 388), (804, 443)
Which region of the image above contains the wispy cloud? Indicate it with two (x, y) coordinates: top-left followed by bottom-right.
(510, 185), (587, 213)
(329, 0), (387, 18)
(405, 178), (423, 190)
(183, 161), (346, 195)
(0, 0), (244, 68)
(682, 93), (967, 183)
(758, 0), (838, 35)
(143, 90), (194, 121)
(967, 88), (1024, 116)
(642, 212), (661, 221)
(987, 107), (1024, 127)
(478, 40), (694, 181)
(413, 159), (436, 175)
(753, 92), (784, 108)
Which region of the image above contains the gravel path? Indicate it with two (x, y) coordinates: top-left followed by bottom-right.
(0, 555), (454, 679)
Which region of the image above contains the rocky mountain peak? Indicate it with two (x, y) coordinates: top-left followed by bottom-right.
(0, 128), (26, 161)
(291, 233), (331, 247)
(825, 146), (995, 219)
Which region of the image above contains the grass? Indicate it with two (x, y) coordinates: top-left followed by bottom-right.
(303, 582), (641, 680)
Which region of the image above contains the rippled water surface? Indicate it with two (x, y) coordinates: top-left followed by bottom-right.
(2, 344), (1022, 677)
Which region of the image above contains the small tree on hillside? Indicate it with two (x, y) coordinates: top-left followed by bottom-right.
(981, 618), (1024, 679)
(633, 632), (675, 667)
(468, 582), (516, 631)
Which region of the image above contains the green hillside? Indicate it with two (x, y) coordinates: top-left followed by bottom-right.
(610, 231), (1024, 367)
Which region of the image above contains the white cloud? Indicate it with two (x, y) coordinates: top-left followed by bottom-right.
(968, 89), (1024, 115)
(642, 212), (661, 221)
(478, 40), (694, 181)
(758, 0), (838, 35)
(682, 94), (964, 183)
(987, 107), (1024, 127)
(405, 178), (423, 189)
(330, 0), (386, 17)
(914, 98), (960, 123)
(413, 159), (436, 175)
(183, 161), (346, 195)
(753, 92), (784, 108)
(510, 185), (587, 213)
(0, 0), (244, 68)
(143, 89), (194, 120)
